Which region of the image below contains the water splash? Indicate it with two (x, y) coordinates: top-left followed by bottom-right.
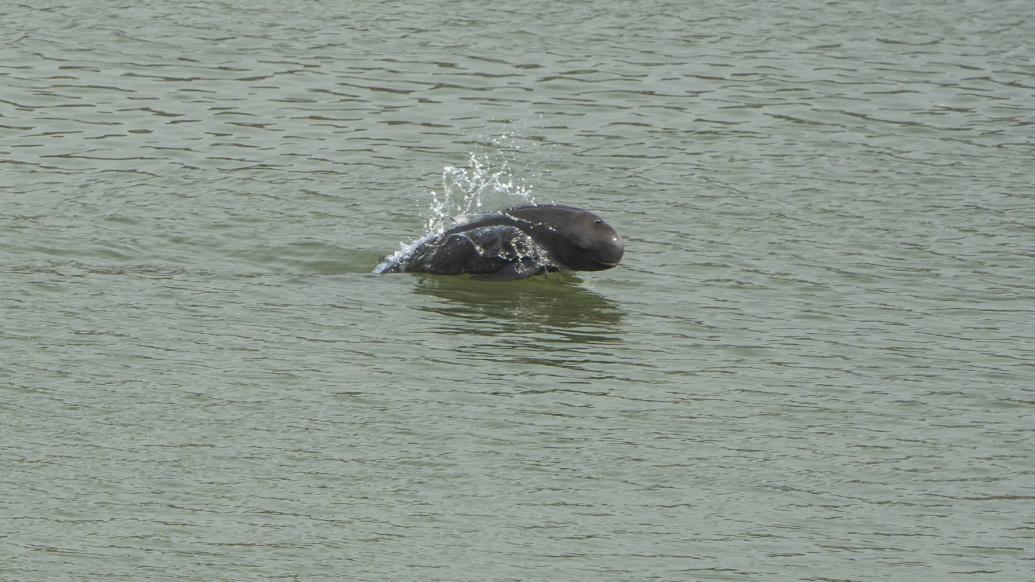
(374, 153), (538, 273)
(426, 152), (536, 234)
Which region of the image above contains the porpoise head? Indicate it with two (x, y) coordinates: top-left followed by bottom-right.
(507, 205), (625, 271)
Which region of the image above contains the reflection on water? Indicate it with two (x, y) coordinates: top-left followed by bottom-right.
(413, 273), (625, 344)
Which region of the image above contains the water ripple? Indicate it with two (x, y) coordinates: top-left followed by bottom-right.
(3, 0), (1035, 580)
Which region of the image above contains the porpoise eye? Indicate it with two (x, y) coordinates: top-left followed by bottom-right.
(593, 219), (603, 224)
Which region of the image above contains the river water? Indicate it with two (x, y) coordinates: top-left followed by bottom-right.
(3, 1), (1034, 580)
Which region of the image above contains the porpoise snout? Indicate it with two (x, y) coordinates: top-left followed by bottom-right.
(598, 228), (624, 268)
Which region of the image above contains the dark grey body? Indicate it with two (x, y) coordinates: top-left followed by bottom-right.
(379, 204), (624, 280)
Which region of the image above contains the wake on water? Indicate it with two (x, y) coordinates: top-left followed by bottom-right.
(373, 154), (539, 274)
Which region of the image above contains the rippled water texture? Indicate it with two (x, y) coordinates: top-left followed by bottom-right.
(3, 1), (1034, 580)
